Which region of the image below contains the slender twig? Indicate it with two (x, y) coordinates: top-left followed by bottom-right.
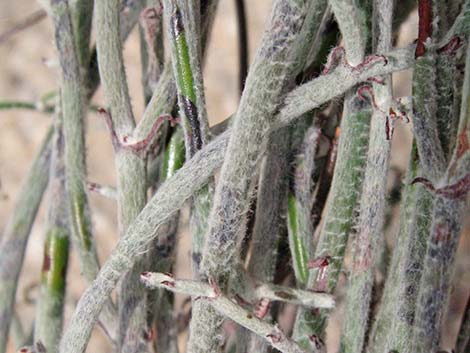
(58, 45), (415, 353)
(367, 145), (434, 353)
(34, 107), (70, 353)
(253, 283), (334, 309)
(245, 127), (291, 353)
(0, 9), (47, 44)
(140, 273), (308, 353)
(70, 0), (94, 71)
(49, 0), (118, 339)
(0, 127), (52, 353)
(292, 0), (372, 347)
(139, 1), (165, 103)
(234, 0), (248, 93)
(95, 0), (149, 350)
(287, 124), (320, 286)
(0, 101), (53, 113)
(148, 127), (185, 353)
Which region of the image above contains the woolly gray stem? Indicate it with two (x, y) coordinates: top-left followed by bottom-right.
(34, 107), (70, 353)
(278, 46), (415, 127)
(95, 0), (149, 351)
(412, 37), (470, 353)
(287, 122), (320, 286)
(292, 0), (372, 347)
(59, 131), (229, 353)
(69, 0), (94, 72)
(148, 127), (185, 353)
(139, 0), (165, 104)
(58, 44), (415, 353)
(0, 128), (52, 353)
(341, 1), (393, 352)
(188, 1), (309, 352)
(140, 273), (308, 353)
(367, 146), (434, 353)
(50, 0), (118, 340)
(411, 53), (447, 181)
(245, 127), (291, 353)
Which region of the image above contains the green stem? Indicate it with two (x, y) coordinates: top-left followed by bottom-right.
(0, 127), (53, 353)
(34, 108), (70, 353)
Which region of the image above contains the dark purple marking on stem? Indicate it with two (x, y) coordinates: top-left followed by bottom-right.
(160, 280), (176, 288)
(437, 36), (463, 56)
(121, 114), (178, 154)
(416, 0), (433, 58)
(308, 255), (331, 269)
(42, 252), (51, 273)
(170, 6), (184, 38)
(412, 174), (470, 200)
(274, 290), (296, 301)
(308, 335), (325, 350)
(179, 94), (202, 152)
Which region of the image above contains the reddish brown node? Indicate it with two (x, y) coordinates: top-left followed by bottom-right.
(160, 280), (176, 288)
(254, 298), (270, 319)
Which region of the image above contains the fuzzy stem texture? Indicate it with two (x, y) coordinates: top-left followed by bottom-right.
(95, 0), (148, 351)
(187, 1), (309, 352)
(340, 1), (393, 352)
(34, 109), (70, 353)
(59, 44), (415, 353)
(0, 128), (52, 353)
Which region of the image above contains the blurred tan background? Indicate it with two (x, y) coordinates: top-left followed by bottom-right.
(0, 1), (468, 352)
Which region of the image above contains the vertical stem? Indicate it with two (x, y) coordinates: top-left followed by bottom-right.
(368, 145), (434, 353)
(341, 1), (393, 352)
(149, 128), (185, 353)
(292, 101), (371, 349)
(287, 122), (320, 286)
(292, 0), (370, 347)
(34, 109), (70, 353)
(95, 0), (148, 351)
(412, 38), (470, 353)
(187, 2), (308, 352)
(0, 128), (52, 353)
(234, 0), (248, 93)
(245, 127), (291, 353)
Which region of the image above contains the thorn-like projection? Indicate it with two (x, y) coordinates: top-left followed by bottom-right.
(309, 256), (331, 293)
(437, 36), (463, 55)
(308, 255), (331, 269)
(99, 108), (179, 156)
(411, 174), (470, 200)
(208, 277), (221, 299)
(143, 326), (156, 342)
(266, 324), (283, 343)
(87, 182), (117, 200)
(322, 46), (388, 75)
(308, 334), (326, 352)
(254, 298), (270, 319)
(357, 85), (381, 110)
(18, 341), (46, 353)
(367, 76), (385, 85)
